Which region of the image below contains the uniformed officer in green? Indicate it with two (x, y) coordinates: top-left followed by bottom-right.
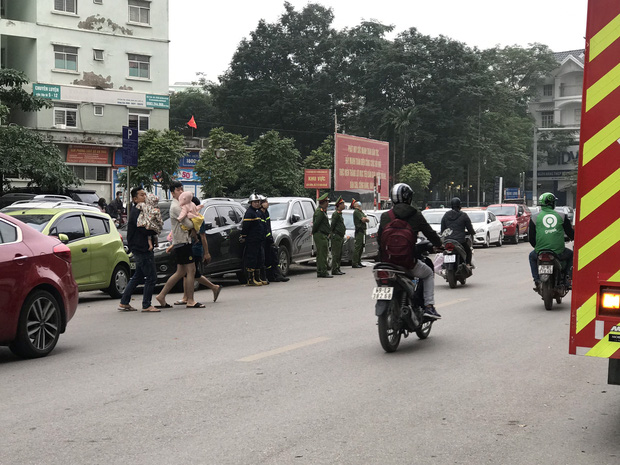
(351, 199), (369, 268)
(313, 193), (332, 278)
(330, 196), (346, 275)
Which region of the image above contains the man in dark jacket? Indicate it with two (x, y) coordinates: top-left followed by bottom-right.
(260, 196), (289, 282)
(241, 193), (265, 286)
(118, 187), (158, 312)
(440, 197), (475, 268)
(378, 183), (443, 319)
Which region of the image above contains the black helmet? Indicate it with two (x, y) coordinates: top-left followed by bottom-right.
(391, 183), (413, 205)
(450, 197), (461, 210)
(539, 192), (557, 209)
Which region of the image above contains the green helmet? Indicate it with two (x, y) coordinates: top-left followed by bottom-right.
(539, 192), (557, 208)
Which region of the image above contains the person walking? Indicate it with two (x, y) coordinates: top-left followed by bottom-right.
(118, 187), (159, 312)
(261, 196), (289, 282)
(241, 193), (265, 286)
(313, 193), (332, 278)
(155, 181), (203, 308)
(330, 196), (346, 276)
(107, 191), (125, 224)
(351, 199), (369, 268)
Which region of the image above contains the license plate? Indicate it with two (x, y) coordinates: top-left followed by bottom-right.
(372, 287), (393, 300)
(130, 262), (136, 270)
(538, 265), (553, 274)
(444, 254), (456, 263)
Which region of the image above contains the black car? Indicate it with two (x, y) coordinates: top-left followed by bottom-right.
(119, 198), (246, 284)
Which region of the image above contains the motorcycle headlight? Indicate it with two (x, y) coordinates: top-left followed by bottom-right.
(476, 228), (484, 234)
(155, 241), (171, 251)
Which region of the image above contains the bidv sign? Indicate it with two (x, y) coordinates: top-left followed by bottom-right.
(546, 146), (579, 167)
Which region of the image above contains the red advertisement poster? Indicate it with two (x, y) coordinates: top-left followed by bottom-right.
(66, 145), (109, 164)
(334, 134), (389, 192)
(304, 169), (331, 189)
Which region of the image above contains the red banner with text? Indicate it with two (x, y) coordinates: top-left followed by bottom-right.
(334, 134), (389, 192)
(304, 169), (331, 189)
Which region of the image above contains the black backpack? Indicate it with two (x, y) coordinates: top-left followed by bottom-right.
(380, 209), (417, 268)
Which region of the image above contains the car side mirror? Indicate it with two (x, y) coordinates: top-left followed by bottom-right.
(290, 214), (300, 224)
(58, 233), (69, 243)
(518, 212), (523, 217)
(204, 222), (213, 231)
(487, 218), (492, 224)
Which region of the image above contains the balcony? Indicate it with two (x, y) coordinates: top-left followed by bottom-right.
(559, 84), (582, 98)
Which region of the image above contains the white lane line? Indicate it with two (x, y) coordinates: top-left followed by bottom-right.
(436, 298), (470, 309)
(237, 336), (330, 362)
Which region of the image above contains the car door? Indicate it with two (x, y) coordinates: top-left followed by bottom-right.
(364, 214), (379, 258)
(49, 214), (91, 287)
(290, 201), (313, 259)
(200, 205), (225, 272)
(84, 214), (113, 286)
(214, 204), (242, 270)
(488, 212), (501, 242)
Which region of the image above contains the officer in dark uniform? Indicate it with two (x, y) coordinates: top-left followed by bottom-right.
(352, 199), (369, 268)
(259, 196), (290, 283)
(313, 193), (332, 278)
(241, 193), (264, 286)
(330, 196), (346, 276)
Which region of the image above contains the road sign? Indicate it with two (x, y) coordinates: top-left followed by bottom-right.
(504, 187), (520, 200)
(122, 126), (139, 167)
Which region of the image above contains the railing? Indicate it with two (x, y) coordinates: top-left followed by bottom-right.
(559, 85), (583, 97)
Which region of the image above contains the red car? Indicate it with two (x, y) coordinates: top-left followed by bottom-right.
(486, 204), (531, 244)
(0, 212), (78, 358)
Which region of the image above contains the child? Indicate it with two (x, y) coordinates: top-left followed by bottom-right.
(177, 191), (204, 232)
(136, 193), (164, 251)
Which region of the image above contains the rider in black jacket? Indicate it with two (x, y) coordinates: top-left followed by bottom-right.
(440, 197), (475, 268)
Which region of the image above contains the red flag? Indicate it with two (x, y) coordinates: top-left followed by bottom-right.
(187, 115), (197, 129)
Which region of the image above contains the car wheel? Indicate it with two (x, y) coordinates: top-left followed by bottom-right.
(483, 234), (490, 248)
(496, 232), (503, 247)
(107, 264), (130, 298)
(9, 290), (62, 358)
(513, 231), (519, 244)
(278, 245), (291, 277)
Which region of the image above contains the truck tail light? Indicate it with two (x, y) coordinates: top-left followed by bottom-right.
(600, 287), (620, 316)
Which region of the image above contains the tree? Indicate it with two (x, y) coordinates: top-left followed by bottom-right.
(398, 162), (431, 204)
(195, 128), (254, 197)
(250, 130), (303, 196)
(169, 87), (219, 138)
(0, 68), (79, 193)
(118, 129), (185, 195)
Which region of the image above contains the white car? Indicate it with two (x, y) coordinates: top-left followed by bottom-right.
(421, 208), (451, 236)
(463, 209), (503, 247)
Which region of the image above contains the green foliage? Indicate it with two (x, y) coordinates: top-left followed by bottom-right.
(0, 68), (51, 124)
(250, 131), (303, 197)
(119, 129), (185, 195)
(169, 88), (219, 138)
(304, 136), (333, 169)
(398, 162), (431, 200)
(0, 126), (79, 193)
(195, 128), (254, 197)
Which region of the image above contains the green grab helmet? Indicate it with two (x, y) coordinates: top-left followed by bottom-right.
(539, 192), (557, 209)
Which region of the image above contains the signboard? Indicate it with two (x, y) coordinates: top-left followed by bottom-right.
(504, 187), (520, 200)
(180, 151), (200, 168)
(146, 94), (170, 109)
(334, 134), (389, 192)
(122, 126), (139, 167)
(304, 169), (331, 189)
(33, 83), (61, 100)
(66, 145), (109, 164)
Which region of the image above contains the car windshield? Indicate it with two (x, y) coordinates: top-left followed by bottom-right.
(9, 214), (54, 232)
(422, 211), (446, 224)
(269, 203), (289, 221)
(487, 206), (516, 216)
(466, 212), (485, 223)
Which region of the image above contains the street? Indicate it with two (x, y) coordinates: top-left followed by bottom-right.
(1, 242), (618, 465)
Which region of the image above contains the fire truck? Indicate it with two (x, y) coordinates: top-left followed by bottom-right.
(569, 0), (620, 385)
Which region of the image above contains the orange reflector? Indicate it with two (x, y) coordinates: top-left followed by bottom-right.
(602, 292), (620, 309)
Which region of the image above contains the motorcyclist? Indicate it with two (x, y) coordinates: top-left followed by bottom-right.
(440, 197), (475, 270)
(528, 192), (575, 292)
(378, 183), (443, 319)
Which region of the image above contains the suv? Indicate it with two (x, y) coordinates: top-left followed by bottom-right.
(119, 198), (246, 284)
(486, 203), (531, 244)
(5, 207), (130, 297)
(267, 197), (317, 276)
(0, 188), (100, 208)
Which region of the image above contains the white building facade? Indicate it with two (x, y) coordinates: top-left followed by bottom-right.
(0, 0), (170, 200)
(529, 49), (584, 208)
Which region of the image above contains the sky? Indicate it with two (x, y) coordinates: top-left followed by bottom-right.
(168, 0), (588, 85)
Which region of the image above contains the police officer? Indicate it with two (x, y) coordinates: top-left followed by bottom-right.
(241, 193), (265, 286)
(351, 199), (369, 268)
(260, 196), (290, 283)
(330, 196), (346, 276)
(313, 193), (332, 278)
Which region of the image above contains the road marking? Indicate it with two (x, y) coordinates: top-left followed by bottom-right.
(237, 336), (330, 362)
(436, 298), (470, 309)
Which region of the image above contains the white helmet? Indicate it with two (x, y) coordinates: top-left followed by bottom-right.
(248, 193), (260, 203)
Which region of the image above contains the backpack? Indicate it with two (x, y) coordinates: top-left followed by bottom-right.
(380, 209), (417, 268)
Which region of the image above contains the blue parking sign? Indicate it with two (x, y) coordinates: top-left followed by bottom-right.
(122, 126), (139, 167)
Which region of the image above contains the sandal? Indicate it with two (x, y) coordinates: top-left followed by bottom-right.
(186, 302), (205, 308)
(118, 304), (137, 312)
(141, 306), (161, 312)
(213, 286), (221, 302)
(173, 300), (187, 306)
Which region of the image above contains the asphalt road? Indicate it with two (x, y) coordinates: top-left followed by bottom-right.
(1, 242), (618, 465)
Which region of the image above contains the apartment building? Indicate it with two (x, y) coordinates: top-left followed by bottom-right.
(0, 0), (170, 200)
(529, 49), (584, 207)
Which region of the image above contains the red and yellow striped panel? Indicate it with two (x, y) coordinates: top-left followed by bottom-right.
(570, 0), (620, 359)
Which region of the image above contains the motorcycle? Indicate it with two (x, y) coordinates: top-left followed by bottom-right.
(537, 249), (570, 310)
(441, 235), (473, 289)
(372, 240), (435, 352)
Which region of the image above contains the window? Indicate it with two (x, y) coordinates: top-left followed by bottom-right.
(301, 201), (315, 220)
(216, 206), (238, 227)
(85, 216), (109, 236)
(574, 108), (581, 124)
(54, 45), (78, 71)
(0, 220), (18, 245)
(128, 110), (149, 131)
(128, 0), (150, 24)
(543, 84), (553, 97)
(52, 215), (85, 242)
(54, 103), (78, 127)
(93, 49), (104, 61)
(291, 202), (303, 220)
(54, 0), (77, 13)
(71, 166), (108, 181)
(128, 53), (150, 78)
(202, 207), (218, 229)
(541, 111), (554, 128)
(94, 105), (104, 116)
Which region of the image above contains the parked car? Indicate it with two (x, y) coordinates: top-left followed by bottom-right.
(555, 206), (575, 225)
(462, 208), (503, 247)
(267, 197), (317, 276)
(0, 188), (99, 209)
(421, 208), (451, 236)
(0, 212), (78, 358)
(6, 207), (130, 297)
(327, 210), (382, 264)
(119, 198), (246, 284)
(1, 198), (100, 213)
(486, 203), (531, 244)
